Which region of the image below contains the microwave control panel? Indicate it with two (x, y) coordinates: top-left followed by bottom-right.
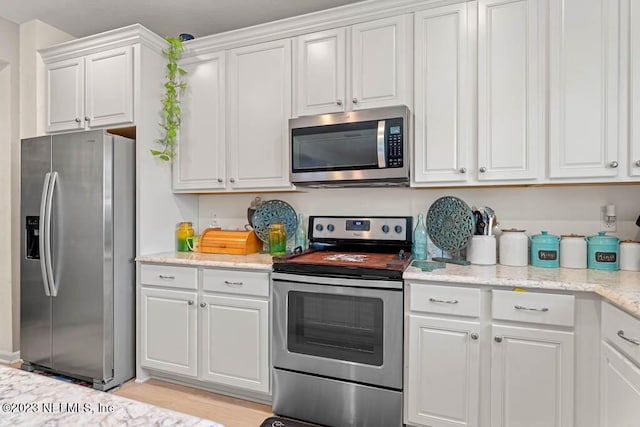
(386, 118), (403, 168)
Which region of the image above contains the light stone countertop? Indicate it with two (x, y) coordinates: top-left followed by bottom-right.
(136, 252), (640, 317)
(136, 251), (273, 271)
(0, 364), (223, 427)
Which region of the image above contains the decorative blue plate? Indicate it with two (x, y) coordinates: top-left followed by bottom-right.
(252, 200), (297, 243)
(426, 196), (474, 259)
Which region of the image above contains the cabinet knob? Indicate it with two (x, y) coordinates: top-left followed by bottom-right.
(471, 333), (479, 340)
(200, 302), (206, 308)
(459, 167), (467, 174)
(609, 161), (619, 168)
(336, 99), (343, 106)
(352, 98), (358, 104)
(479, 167), (487, 173)
(74, 118), (81, 123)
(635, 160), (640, 167)
(187, 300), (194, 306)
(229, 178), (235, 183)
(85, 116), (91, 122)
(494, 336), (503, 343)
(217, 178), (223, 183)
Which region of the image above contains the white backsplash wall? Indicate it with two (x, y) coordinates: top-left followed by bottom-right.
(198, 185), (640, 241)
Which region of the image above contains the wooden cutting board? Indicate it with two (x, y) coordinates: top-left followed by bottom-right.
(278, 251), (410, 271)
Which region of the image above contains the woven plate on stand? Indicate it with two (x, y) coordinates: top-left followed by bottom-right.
(425, 196), (474, 265)
(251, 200), (297, 245)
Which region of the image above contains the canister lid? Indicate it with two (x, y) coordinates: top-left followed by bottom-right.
(502, 228), (526, 233)
(531, 230), (560, 242)
(586, 231), (620, 243)
(620, 240), (640, 245)
(561, 234), (585, 238)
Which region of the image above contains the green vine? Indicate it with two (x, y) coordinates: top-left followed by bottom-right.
(152, 37), (187, 161)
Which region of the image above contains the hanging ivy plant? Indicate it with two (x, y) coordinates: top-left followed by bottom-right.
(152, 36), (187, 161)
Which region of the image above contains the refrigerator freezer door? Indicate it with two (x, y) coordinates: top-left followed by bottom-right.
(20, 136), (53, 369)
(50, 130), (114, 382)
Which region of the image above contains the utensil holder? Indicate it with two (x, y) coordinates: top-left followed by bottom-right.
(467, 235), (496, 265)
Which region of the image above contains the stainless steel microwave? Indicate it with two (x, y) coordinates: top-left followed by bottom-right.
(289, 105), (410, 187)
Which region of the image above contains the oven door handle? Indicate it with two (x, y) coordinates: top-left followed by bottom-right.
(271, 272), (403, 290)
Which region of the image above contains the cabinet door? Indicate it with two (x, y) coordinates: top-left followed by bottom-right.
(477, 0), (541, 181)
(631, 1), (640, 177)
(407, 315), (480, 427)
(549, 0), (620, 179)
(173, 52), (226, 191)
(200, 294), (269, 393)
(140, 287), (197, 377)
(295, 28), (346, 116)
(601, 341), (640, 427)
(227, 39), (293, 190)
(413, 3), (473, 184)
(351, 15), (411, 111)
(46, 57), (84, 132)
(491, 324), (574, 427)
(85, 46), (134, 128)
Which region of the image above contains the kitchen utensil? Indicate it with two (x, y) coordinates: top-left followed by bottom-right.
(473, 210), (485, 235)
(467, 235), (496, 265)
(560, 234), (587, 269)
(530, 231), (560, 268)
(620, 241), (640, 271)
(426, 196), (474, 265)
(586, 232), (620, 270)
(499, 229), (528, 266)
(251, 199), (297, 244)
(484, 207), (496, 236)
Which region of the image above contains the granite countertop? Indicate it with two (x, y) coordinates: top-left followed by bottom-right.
(0, 365), (223, 426)
(136, 252), (640, 317)
(136, 251), (273, 271)
(405, 263), (640, 316)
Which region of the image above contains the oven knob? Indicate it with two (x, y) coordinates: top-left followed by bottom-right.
(327, 224), (335, 232)
(382, 225), (390, 233)
(394, 225), (403, 234)
(315, 224), (324, 232)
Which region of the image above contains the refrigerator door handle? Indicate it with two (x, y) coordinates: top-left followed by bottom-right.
(39, 172), (52, 296)
(44, 171), (58, 297)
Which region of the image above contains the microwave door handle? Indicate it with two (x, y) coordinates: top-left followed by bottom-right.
(377, 120), (386, 168)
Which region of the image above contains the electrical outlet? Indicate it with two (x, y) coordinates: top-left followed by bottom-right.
(600, 208), (617, 232)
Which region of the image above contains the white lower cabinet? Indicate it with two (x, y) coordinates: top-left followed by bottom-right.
(140, 287), (198, 377)
(200, 294), (269, 393)
(490, 324), (574, 427)
(600, 342), (640, 427)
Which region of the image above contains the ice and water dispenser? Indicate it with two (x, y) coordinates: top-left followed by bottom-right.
(25, 216), (40, 259)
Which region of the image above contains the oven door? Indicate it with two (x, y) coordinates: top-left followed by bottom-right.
(272, 275), (403, 390)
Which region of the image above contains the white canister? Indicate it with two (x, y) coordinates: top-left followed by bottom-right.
(620, 241), (640, 271)
(560, 234), (587, 269)
(467, 235), (497, 265)
(499, 229), (528, 267)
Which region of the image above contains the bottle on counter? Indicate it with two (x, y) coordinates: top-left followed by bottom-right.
(412, 214), (428, 260)
(176, 221), (194, 252)
(269, 223), (287, 256)
(295, 213), (307, 251)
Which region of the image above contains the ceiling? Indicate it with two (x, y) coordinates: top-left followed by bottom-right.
(0, 0), (367, 39)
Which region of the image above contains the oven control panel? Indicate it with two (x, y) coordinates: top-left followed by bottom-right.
(309, 216), (412, 241)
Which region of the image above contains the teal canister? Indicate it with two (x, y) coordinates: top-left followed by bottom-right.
(530, 231), (560, 268)
(586, 232), (620, 270)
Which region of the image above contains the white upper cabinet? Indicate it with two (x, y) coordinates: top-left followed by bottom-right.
(173, 52), (226, 191)
(548, 0), (621, 179)
(477, 0), (542, 181)
(630, 0), (640, 177)
(46, 46), (134, 132)
(413, 3), (474, 184)
(295, 15), (411, 116)
(227, 39), (293, 190)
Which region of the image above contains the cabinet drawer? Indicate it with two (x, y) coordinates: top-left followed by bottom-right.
(492, 290), (575, 327)
(602, 302), (640, 366)
(140, 264), (198, 290)
(202, 269), (269, 297)
(409, 283), (481, 317)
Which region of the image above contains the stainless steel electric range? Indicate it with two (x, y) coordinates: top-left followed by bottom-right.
(271, 215), (413, 427)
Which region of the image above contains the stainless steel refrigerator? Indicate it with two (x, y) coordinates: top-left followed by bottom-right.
(20, 130), (135, 390)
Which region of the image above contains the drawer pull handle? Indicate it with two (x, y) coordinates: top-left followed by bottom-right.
(514, 305), (549, 312)
(158, 275), (175, 280)
(617, 330), (640, 346)
(224, 280), (244, 286)
(429, 297), (459, 304)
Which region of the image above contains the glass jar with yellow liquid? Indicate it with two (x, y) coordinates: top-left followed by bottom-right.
(176, 222), (194, 252)
(269, 223), (286, 256)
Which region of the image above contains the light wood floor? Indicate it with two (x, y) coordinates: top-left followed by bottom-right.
(4, 362), (273, 426)
(113, 378), (273, 427)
